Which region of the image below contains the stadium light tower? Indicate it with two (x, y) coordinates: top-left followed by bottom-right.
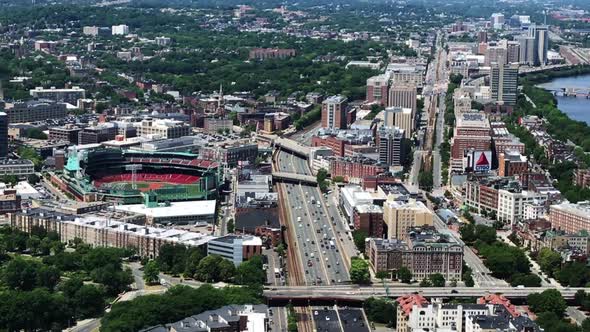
(125, 164), (143, 189)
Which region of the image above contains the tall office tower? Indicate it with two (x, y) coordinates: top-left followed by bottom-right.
(478, 30), (488, 44)
(528, 24), (549, 66)
(366, 75), (389, 106)
(0, 112), (7, 158)
(506, 41), (520, 63)
(384, 107), (413, 139)
(516, 35), (536, 65)
(377, 126), (405, 166)
(321, 95), (348, 129)
(491, 13), (505, 29)
(484, 46), (508, 66)
(388, 84), (417, 116)
(491, 63), (519, 105)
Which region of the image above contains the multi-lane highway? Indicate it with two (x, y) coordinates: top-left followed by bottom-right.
(276, 149), (351, 285)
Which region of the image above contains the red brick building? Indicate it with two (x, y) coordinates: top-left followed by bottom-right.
(330, 158), (386, 182)
(498, 150), (528, 177)
(311, 135), (348, 157)
(574, 169), (590, 188)
(366, 75), (389, 106)
(321, 95), (348, 129)
(353, 205), (384, 237)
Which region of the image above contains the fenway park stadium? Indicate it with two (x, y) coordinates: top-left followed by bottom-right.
(52, 148), (222, 205)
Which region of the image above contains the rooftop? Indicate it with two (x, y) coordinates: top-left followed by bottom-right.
(114, 200), (216, 219)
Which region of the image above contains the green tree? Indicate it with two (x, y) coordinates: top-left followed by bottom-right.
(316, 168), (329, 192)
(419, 278), (432, 287)
(397, 267), (413, 284)
(143, 260), (160, 285)
(375, 271), (389, 280)
(429, 273), (445, 287)
(537, 248), (562, 277)
(218, 259), (236, 282)
(36, 265), (61, 290)
(350, 258), (370, 284)
(509, 273), (541, 287)
(2, 258), (40, 291)
(227, 219), (235, 233)
(74, 285), (107, 319)
(195, 255), (223, 282)
(528, 289), (567, 317)
(236, 256), (265, 286)
(352, 230), (368, 253)
(183, 248), (204, 278)
(364, 297), (396, 327)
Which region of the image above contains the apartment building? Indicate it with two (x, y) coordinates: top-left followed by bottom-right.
(29, 86), (86, 104)
(2, 100), (67, 123)
(378, 126), (405, 166)
(137, 118), (191, 139)
(549, 201), (590, 234)
(383, 196), (433, 240)
(384, 107), (413, 139)
(366, 227), (463, 281)
(366, 75), (389, 106)
(321, 95), (348, 129)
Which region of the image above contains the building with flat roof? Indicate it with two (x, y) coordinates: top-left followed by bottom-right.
(114, 200), (216, 226)
(137, 118), (191, 139)
(378, 126), (405, 166)
(207, 235), (263, 266)
(49, 125), (83, 145)
(498, 149), (528, 177)
(0, 159), (35, 177)
(491, 62), (518, 106)
(2, 100), (67, 123)
(366, 227), (463, 281)
(366, 75), (389, 106)
(111, 24), (129, 35)
(549, 201), (590, 234)
(383, 196), (433, 240)
(353, 204), (384, 238)
(29, 86), (85, 104)
(384, 107), (413, 139)
(451, 113), (492, 172)
(388, 84), (417, 117)
(321, 95), (348, 129)
(9, 208), (217, 258)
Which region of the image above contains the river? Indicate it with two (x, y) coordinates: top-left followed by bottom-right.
(537, 75), (590, 125)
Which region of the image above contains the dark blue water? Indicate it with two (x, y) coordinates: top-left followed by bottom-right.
(537, 75), (590, 125)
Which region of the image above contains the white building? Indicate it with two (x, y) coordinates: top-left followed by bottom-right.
(0, 181), (40, 200)
(114, 200), (217, 225)
(111, 24), (129, 35)
(339, 185), (384, 223)
(497, 190), (545, 225)
(523, 199), (546, 220)
(207, 235), (262, 266)
(408, 303), (496, 332)
(136, 118), (191, 139)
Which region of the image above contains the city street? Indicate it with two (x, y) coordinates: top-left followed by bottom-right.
(432, 213), (507, 287)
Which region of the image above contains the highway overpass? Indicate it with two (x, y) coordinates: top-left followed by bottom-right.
(264, 286), (585, 304)
(274, 137), (310, 159)
(272, 171), (318, 185)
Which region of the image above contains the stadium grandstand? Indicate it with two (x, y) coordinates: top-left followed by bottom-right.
(54, 148), (222, 205)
